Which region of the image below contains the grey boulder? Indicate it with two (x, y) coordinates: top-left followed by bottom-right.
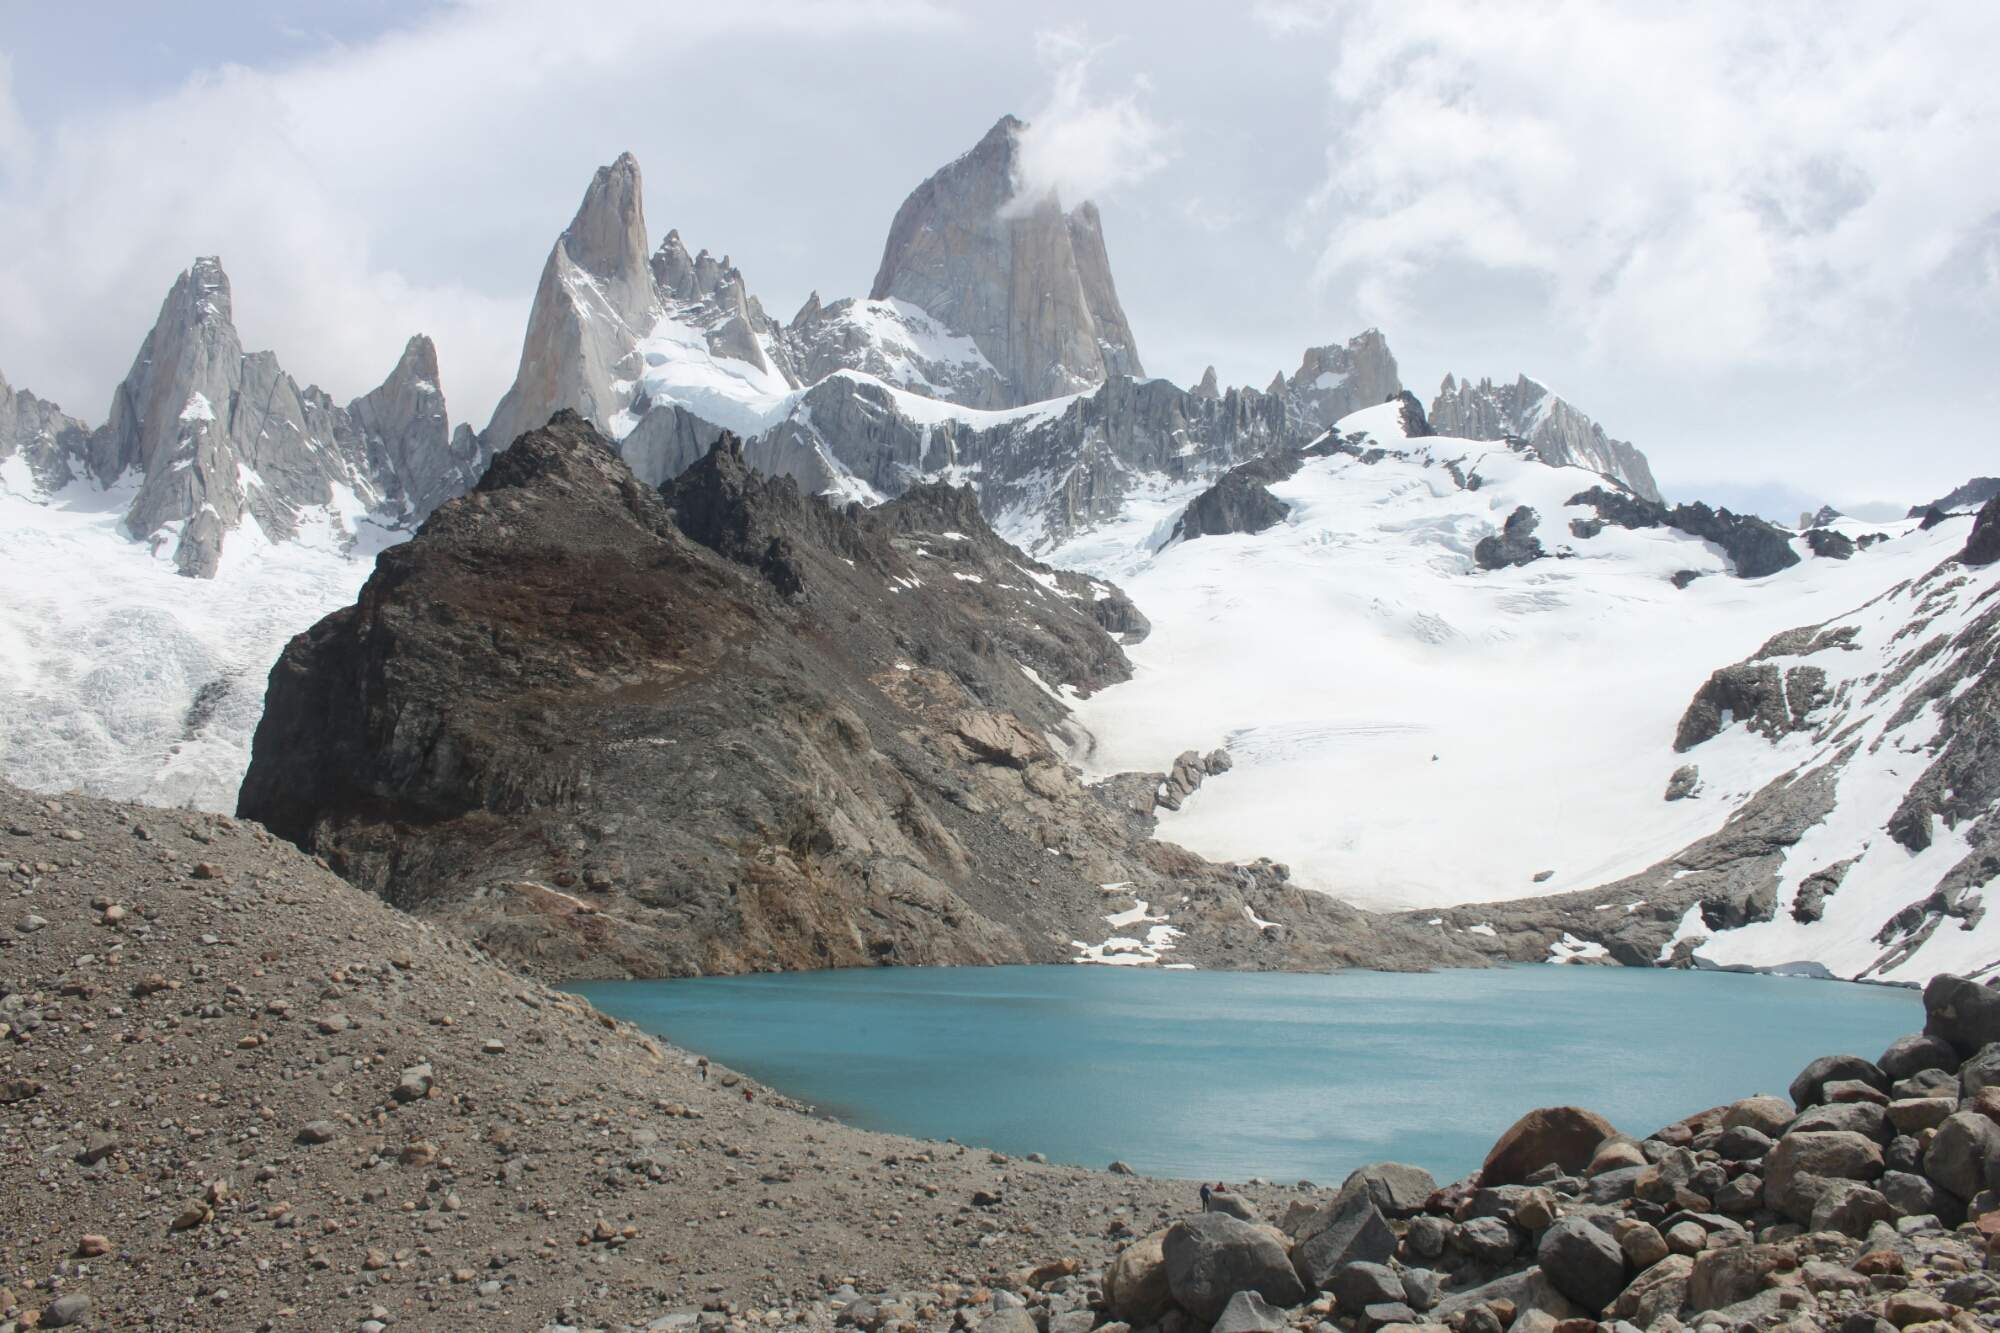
(1537, 1217), (1628, 1313)
(1163, 1214), (1306, 1323)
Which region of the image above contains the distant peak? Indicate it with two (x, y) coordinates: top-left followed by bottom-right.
(392, 333), (440, 382)
(175, 257), (234, 326)
(563, 153), (649, 281)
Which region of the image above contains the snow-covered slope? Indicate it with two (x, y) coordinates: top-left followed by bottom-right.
(1049, 404), (1971, 942)
(0, 259), (471, 808)
(1659, 510), (2000, 983)
(0, 470), (393, 808)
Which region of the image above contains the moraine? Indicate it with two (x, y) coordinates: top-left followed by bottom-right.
(571, 964), (1914, 1184)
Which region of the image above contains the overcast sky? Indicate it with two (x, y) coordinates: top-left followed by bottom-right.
(2, 1), (1996, 517)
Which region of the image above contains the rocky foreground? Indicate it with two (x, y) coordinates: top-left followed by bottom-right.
(10, 779), (2000, 1333)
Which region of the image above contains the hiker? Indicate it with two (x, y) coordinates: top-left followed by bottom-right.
(1199, 1182), (1212, 1212)
(698, 1057), (709, 1083)
(744, 1087), (753, 1104)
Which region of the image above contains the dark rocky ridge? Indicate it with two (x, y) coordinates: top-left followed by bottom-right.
(1911, 477), (2000, 518)
(1569, 486), (1801, 579)
(239, 413), (1481, 979)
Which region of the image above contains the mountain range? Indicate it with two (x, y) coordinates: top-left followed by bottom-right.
(2, 113), (1994, 985)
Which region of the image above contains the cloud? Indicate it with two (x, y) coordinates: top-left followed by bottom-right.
(0, 54), (31, 185)
(0, 0), (955, 431)
(1005, 27), (1171, 214)
(1289, 2), (2000, 374)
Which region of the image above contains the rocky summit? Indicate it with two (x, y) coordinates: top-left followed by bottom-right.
(867, 115), (1145, 407)
(237, 412), (1468, 979)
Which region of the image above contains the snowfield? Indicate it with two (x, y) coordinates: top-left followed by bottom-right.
(1049, 403), (1977, 932)
(0, 470), (395, 811)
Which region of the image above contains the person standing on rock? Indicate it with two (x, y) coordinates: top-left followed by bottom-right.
(1199, 1182), (1212, 1212)
(698, 1057), (708, 1083)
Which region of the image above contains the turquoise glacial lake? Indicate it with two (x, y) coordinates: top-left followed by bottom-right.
(570, 965), (1917, 1184)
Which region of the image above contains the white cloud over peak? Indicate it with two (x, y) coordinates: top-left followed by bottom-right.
(1006, 27), (1172, 215)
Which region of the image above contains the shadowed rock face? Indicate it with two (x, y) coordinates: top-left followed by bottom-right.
(241, 412), (1477, 978)
(869, 115), (1144, 406)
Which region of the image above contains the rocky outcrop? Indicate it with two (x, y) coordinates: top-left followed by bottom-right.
(1432, 374), (1660, 501)
(1276, 331), (1402, 434)
(1568, 486), (1799, 578)
(1474, 506), (1545, 570)
(867, 115), (1144, 406)
(1962, 494), (2000, 566)
(0, 370), (89, 493)
(1169, 455), (1301, 543)
(1910, 477), (2000, 517)
(8, 257), (468, 576)
(239, 412), (1480, 979)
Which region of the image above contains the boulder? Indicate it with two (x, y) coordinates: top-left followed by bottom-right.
(1722, 1096), (1796, 1137)
(1334, 1162), (1438, 1219)
(1886, 1098), (1956, 1135)
(1789, 1055), (1887, 1109)
(1615, 1219), (1669, 1270)
(1331, 1261), (1406, 1314)
(1923, 974), (2000, 1058)
(1717, 1125), (1775, 1161)
(1878, 1170), (1960, 1226)
(1589, 1140), (1647, 1175)
(1537, 1218), (1628, 1313)
(1608, 1253), (1694, 1325)
(1207, 1192), (1256, 1222)
(1808, 1182), (1894, 1238)
(1102, 1231), (1172, 1325)
(1877, 1033), (1959, 1081)
(1786, 1101), (1889, 1142)
(1714, 1173), (1763, 1214)
(979, 1310), (1039, 1333)
(1432, 1267), (1580, 1324)
(1163, 1214), (1307, 1323)
(1290, 1192), (1396, 1292)
(1454, 1216), (1521, 1266)
(1763, 1131), (1883, 1222)
(1687, 1244), (1795, 1312)
(1482, 1107), (1619, 1186)
(1922, 1110), (2000, 1200)
(1959, 1044), (2000, 1097)
(1212, 1290), (1286, 1333)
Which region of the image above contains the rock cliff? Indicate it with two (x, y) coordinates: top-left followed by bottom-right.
(866, 115), (1145, 406)
(238, 413), (1475, 978)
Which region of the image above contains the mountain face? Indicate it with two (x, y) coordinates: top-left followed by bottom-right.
(2, 257), (476, 576)
(0, 371), (90, 491)
(238, 412), (1475, 978)
(866, 115), (1144, 407)
(1274, 331), (1403, 433)
(1424, 499), (2000, 983)
(1431, 373), (1661, 502)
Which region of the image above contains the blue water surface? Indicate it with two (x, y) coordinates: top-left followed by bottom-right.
(570, 965), (1916, 1184)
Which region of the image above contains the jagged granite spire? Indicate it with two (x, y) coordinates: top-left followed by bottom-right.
(349, 334), (486, 522)
(1431, 372), (1661, 501)
(485, 152), (661, 450)
(44, 257), (468, 576)
(868, 115), (1145, 405)
(1279, 330), (1403, 432)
